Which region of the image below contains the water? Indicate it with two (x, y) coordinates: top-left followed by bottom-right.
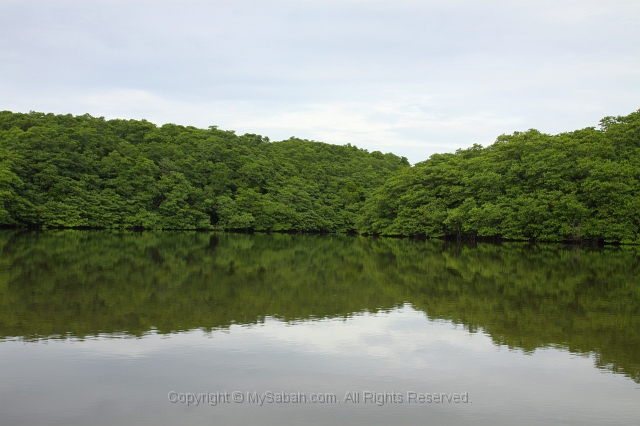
(0, 230), (638, 425)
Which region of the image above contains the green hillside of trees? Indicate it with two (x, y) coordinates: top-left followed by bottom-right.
(0, 111), (408, 232)
(1, 108), (639, 242)
(359, 109), (640, 243)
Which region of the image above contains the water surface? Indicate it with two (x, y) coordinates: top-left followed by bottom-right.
(0, 231), (638, 425)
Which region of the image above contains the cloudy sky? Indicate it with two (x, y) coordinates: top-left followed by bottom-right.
(1, 0), (638, 163)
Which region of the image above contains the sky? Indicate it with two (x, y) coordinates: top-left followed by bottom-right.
(1, 0), (638, 163)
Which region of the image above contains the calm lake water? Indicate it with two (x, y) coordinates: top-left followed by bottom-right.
(0, 230), (638, 425)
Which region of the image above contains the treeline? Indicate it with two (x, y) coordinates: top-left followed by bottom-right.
(0, 111), (408, 232)
(1, 109), (640, 241)
(359, 109), (640, 243)
(1, 230), (638, 382)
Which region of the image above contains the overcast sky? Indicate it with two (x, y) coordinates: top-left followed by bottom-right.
(1, 0), (638, 163)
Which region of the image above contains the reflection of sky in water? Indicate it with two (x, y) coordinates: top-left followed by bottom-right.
(0, 306), (638, 426)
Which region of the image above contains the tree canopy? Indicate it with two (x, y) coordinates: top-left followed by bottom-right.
(1, 108), (639, 242)
(0, 111), (408, 232)
(358, 109), (640, 243)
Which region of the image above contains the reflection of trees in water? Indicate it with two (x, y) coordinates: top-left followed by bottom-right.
(0, 230), (639, 382)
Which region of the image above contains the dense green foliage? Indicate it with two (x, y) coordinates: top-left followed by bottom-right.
(2, 108), (640, 241)
(1, 231), (639, 382)
(0, 111), (408, 231)
(359, 109), (640, 242)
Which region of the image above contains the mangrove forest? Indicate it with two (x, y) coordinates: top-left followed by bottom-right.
(1, 108), (639, 243)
